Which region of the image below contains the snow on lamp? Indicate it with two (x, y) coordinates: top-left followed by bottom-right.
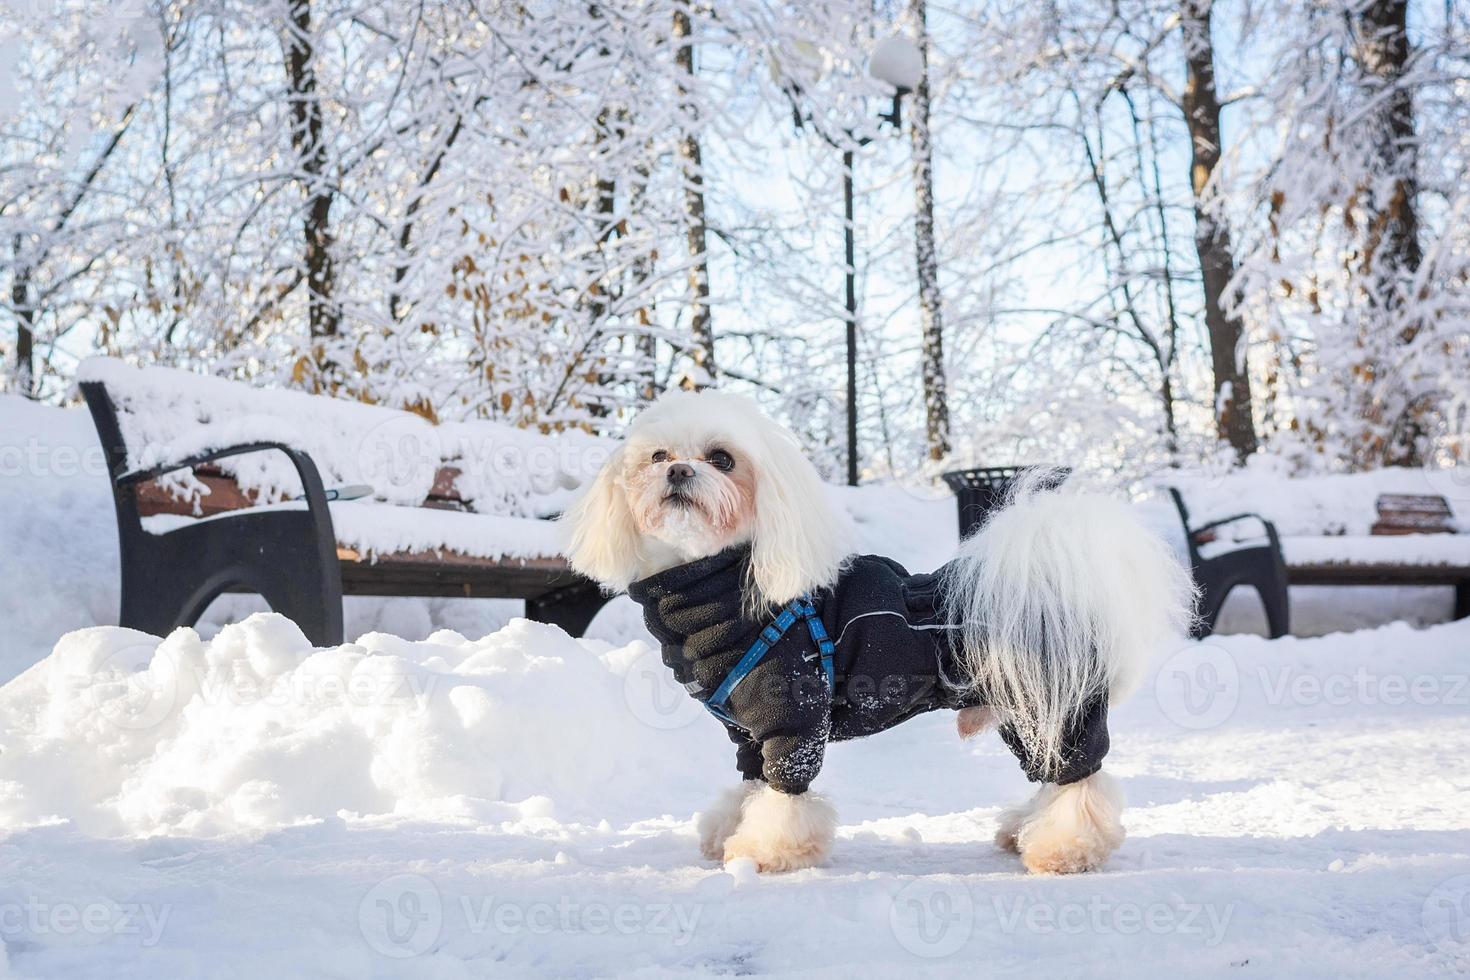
(868, 35), (922, 95)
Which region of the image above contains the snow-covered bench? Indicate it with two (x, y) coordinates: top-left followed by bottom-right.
(1167, 472), (1470, 636)
(78, 358), (610, 645)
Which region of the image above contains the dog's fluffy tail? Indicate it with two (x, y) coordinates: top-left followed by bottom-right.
(940, 475), (1195, 781)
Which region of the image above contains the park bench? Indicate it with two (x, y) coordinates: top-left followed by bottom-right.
(79, 360), (609, 647)
(1168, 485), (1470, 638)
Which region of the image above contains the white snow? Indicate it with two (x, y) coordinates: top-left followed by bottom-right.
(1281, 534), (1470, 567)
(142, 503), (569, 564)
(76, 357), (613, 517)
(1, 395), (1468, 976)
(1160, 464), (1470, 537)
(0, 613), (1465, 976)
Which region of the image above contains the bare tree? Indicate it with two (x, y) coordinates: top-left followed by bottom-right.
(282, 0), (339, 365)
(1356, 0), (1424, 464)
(907, 0), (950, 460)
(1180, 0), (1257, 460)
(672, 0), (716, 384)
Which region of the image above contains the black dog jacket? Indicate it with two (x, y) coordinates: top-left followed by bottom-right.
(626, 545), (1109, 795)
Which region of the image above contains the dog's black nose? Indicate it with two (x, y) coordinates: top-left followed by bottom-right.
(666, 462), (695, 485)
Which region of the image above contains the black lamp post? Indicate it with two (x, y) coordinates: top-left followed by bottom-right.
(784, 36), (923, 486)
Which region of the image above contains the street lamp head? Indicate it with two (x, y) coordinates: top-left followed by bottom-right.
(868, 35), (922, 95)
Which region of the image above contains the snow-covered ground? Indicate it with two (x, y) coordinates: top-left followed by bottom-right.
(1, 613), (1466, 977)
(1, 396), (1467, 976)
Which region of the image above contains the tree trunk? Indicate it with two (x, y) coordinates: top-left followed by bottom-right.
(1356, 0), (1423, 465)
(10, 258), (34, 398)
(907, 0), (950, 461)
(1181, 0), (1257, 461)
(283, 0), (338, 357)
(672, 0), (716, 385)
(630, 156), (659, 402)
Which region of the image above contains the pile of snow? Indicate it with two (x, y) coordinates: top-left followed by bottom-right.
(0, 613), (727, 838)
(77, 357), (613, 517)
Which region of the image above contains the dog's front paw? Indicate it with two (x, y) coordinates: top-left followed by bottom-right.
(720, 785), (836, 873)
(697, 782), (760, 861)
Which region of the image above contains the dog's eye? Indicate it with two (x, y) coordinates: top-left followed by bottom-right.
(651, 450), (669, 463)
(707, 449), (734, 472)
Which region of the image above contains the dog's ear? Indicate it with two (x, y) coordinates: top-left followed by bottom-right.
(746, 418), (852, 607)
(562, 445), (641, 592)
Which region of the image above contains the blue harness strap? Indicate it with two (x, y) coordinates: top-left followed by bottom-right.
(791, 597), (836, 691)
(704, 596), (835, 727)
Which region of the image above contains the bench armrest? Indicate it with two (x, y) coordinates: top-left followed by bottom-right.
(1192, 512), (1282, 550)
(117, 442), (334, 524)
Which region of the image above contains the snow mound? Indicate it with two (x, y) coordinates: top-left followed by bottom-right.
(0, 613), (723, 837)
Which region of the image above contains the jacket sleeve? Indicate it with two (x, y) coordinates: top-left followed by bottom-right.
(728, 651), (832, 794)
(999, 692), (1110, 785)
(757, 727), (829, 794)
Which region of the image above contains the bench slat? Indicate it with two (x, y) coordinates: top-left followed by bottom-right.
(1376, 493), (1453, 516)
(1287, 563), (1470, 586)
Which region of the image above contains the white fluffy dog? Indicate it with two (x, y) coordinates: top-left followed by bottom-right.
(564, 390), (1193, 874)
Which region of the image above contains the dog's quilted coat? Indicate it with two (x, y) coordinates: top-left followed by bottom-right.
(626, 545), (1110, 794)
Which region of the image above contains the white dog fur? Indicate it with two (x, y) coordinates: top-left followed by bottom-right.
(565, 389), (1193, 875)
(715, 785), (838, 872)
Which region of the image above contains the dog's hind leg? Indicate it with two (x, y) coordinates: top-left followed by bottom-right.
(1005, 771), (1125, 873)
(992, 789), (1041, 854)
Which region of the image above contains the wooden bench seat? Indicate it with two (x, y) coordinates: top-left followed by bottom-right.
(1170, 486), (1470, 636)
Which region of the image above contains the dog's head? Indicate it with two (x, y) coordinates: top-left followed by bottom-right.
(563, 390), (851, 607)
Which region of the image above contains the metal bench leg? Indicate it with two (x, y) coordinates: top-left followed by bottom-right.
(119, 561), (197, 638)
(526, 580), (610, 638)
(1261, 583), (1291, 639)
(259, 577), (344, 647)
